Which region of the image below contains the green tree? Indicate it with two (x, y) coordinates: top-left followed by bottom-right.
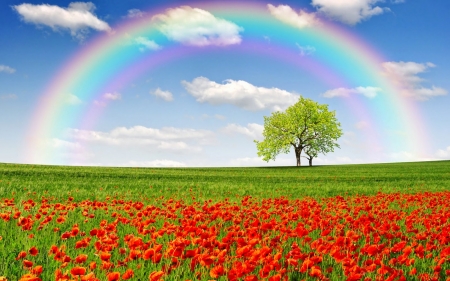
(254, 96), (342, 166)
(302, 145), (318, 167)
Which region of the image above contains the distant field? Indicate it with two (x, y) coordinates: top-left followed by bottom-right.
(1, 161), (449, 202)
(1, 161), (450, 280)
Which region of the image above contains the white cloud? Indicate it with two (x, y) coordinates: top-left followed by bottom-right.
(134, 37), (161, 51)
(93, 92), (121, 106)
(229, 156), (294, 167)
(200, 114), (227, 120)
(311, 0), (387, 25)
(182, 77), (299, 111)
(103, 92), (121, 100)
(436, 146), (450, 159)
(267, 4), (321, 29)
(13, 2), (111, 40)
(296, 44), (316, 56)
(150, 88), (173, 101)
(323, 86), (381, 98)
(382, 61), (447, 100)
(93, 100), (106, 107)
(66, 126), (214, 151)
(386, 151), (436, 162)
(125, 9), (145, 18)
(355, 121), (369, 130)
(66, 93), (82, 105)
(221, 123), (264, 141)
(48, 138), (93, 161)
(0, 65), (16, 74)
(126, 160), (187, 167)
(313, 156), (355, 165)
(49, 138), (82, 150)
(0, 94), (18, 100)
(152, 6), (243, 46)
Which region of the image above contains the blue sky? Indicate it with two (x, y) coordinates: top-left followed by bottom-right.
(0, 0), (449, 167)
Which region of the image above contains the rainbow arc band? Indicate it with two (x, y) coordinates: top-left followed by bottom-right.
(25, 2), (426, 164)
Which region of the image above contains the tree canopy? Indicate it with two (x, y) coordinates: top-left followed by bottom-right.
(255, 97), (343, 166)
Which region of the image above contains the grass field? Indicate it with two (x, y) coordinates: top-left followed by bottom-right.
(1, 161), (450, 202)
(1, 161), (450, 281)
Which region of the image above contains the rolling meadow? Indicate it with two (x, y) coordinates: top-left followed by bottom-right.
(1, 161), (450, 280)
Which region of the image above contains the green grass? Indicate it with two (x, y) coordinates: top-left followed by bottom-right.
(1, 160), (449, 202)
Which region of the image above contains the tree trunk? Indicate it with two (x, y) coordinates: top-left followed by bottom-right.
(309, 158), (312, 166)
(295, 148), (301, 167)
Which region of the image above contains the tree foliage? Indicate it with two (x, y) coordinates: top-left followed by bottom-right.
(254, 97), (342, 166)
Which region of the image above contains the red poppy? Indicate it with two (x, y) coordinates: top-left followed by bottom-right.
(31, 265), (43, 275)
(23, 260), (33, 268)
(70, 266), (86, 276)
(149, 271), (164, 281)
(16, 251), (27, 260)
(122, 269), (134, 280)
(107, 272), (120, 281)
(75, 254), (88, 264)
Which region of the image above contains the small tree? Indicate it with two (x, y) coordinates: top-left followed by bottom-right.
(255, 96), (342, 166)
(302, 145), (318, 167)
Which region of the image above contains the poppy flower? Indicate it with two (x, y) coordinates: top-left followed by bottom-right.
(75, 254), (88, 263)
(107, 272), (120, 281)
(122, 269), (134, 280)
(80, 272), (96, 281)
(16, 251), (27, 260)
(149, 271), (164, 281)
(28, 247), (38, 256)
(31, 265), (43, 275)
(18, 273), (41, 281)
(23, 260), (33, 268)
(100, 252), (111, 261)
(210, 265), (225, 278)
(70, 266), (86, 276)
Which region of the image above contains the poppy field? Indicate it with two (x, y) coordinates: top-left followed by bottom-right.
(1, 161), (450, 280)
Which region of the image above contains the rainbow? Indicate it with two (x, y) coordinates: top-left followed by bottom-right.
(25, 2), (428, 165)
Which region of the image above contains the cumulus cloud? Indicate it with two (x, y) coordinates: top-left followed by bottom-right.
(323, 86), (382, 98)
(150, 88), (173, 101)
(387, 151), (436, 162)
(48, 138), (93, 161)
(134, 37), (161, 51)
(93, 92), (121, 106)
(103, 92), (121, 100)
(355, 121), (369, 130)
(267, 4), (321, 29)
(311, 0), (387, 25)
(66, 126), (214, 152)
(153, 6), (242, 46)
(125, 9), (145, 18)
(0, 65), (16, 74)
(13, 2), (111, 40)
(49, 138), (82, 150)
(382, 61), (447, 100)
(221, 123), (264, 141)
(196, 114), (226, 121)
(229, 156), (293, 167)
(126, 160), (187, 167)
(296, 44), (316, 56)
(0, 94), (18, 100)
(182, 77), (299, 111)
(436, 146), (450, 159)
(66, 93), (82, 105)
